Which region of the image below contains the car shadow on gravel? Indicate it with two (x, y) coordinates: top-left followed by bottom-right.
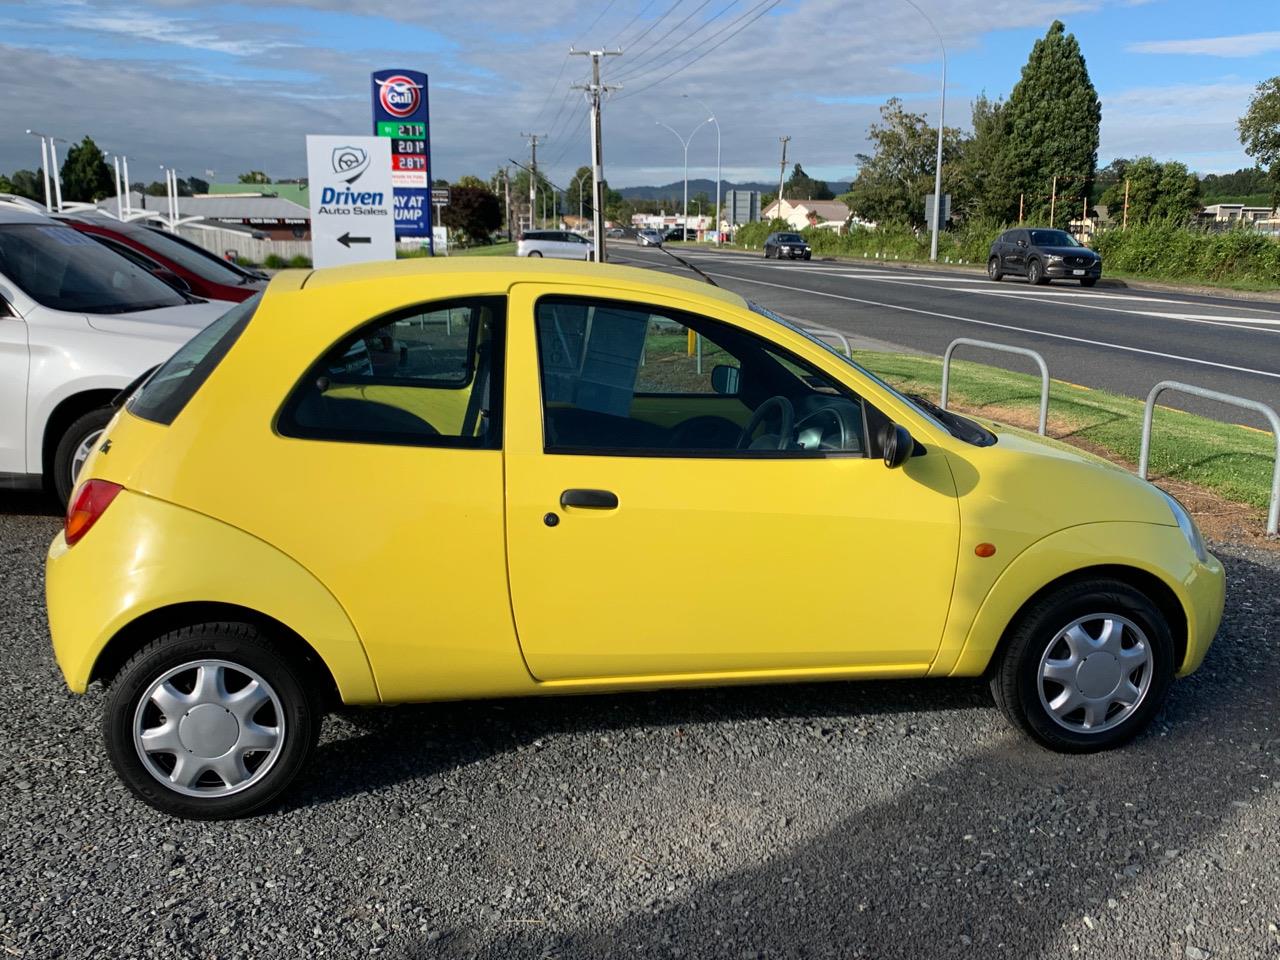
(0, 490), (61, 517)
(287, 676), (993, 812)
(401, 549), (1279, 959)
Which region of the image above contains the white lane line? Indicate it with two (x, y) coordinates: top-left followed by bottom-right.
(701, 270), (1280, 382)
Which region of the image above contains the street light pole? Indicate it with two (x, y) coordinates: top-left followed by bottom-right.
(575, 172), (591, 227)
(24, 130), (53, 211)
(656, 117), (710, 240)
(682, 94), (720, 245)
(902, 0), (946, 262)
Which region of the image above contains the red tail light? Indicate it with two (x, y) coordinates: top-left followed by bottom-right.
(65, 479), (123, 546)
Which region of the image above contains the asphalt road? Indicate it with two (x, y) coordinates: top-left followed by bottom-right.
(612, 246), (1280, 428)
(2, 492), (1278, 959)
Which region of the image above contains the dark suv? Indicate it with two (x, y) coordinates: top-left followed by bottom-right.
(988, 228), (1101, 286)
(764, 232), (811, 260)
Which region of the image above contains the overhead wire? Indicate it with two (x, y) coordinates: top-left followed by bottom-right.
(608, 0), (738, 83)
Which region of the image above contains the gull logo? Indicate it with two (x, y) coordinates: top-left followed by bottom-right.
(331, 146), (370, 184)
(375, 74), (423, 118)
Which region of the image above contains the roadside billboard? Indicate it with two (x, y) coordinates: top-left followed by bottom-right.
(372, 69), (432, 247)
(306, 135), (396, 268)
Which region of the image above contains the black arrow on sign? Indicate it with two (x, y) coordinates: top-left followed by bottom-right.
(337, 232), (371, 248)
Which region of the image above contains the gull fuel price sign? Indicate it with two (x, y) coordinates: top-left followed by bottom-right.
(372, 69), (432, 249)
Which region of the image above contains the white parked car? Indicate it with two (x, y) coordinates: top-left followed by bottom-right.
(0, 205), (236, 503)
(517, 230), (595, 260)
(637, 229), (663, 247)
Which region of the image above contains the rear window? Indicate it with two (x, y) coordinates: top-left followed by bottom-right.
(128, 295), (259, 425)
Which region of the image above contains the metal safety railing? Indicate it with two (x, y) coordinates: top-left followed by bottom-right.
(1139, 381), (1280, 537)
(804, 327), (853, 359)
(941, 338), (1050, 435)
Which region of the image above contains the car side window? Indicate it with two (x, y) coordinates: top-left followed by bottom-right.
(535, 296), (868, 457)
(278, 296), (504, 448)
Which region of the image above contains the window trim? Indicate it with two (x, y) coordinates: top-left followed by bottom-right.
(275, 295), (506, 450)
(534, 294), (872, 460)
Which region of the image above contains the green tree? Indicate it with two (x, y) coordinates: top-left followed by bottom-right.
(1199, 166), (1271, 200)
(237, 170), (271, 184)
(952, 94), (1006, 221)
(440, 185), (501, 244)
(997, 21), (1101, 225)
(1238, 76), (1280, 212)
(844, 98), (963, 227)
(5, 169), (44, 201)
(1098, 156), (1201, 224)
(60, 136), (114, 202)
(783, 164), (833, 200)
(454, 174), (487, 191)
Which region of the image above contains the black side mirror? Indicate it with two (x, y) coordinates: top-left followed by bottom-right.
(710, 364), (740, 395)
(879, 422), (914, 469)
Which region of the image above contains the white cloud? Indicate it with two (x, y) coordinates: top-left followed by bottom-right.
(1128, 31), (1280, 57)
(1099, 81), (1254, 168)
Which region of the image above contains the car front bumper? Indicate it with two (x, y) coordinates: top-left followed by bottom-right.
(1045, 261), (1102, 279)
(778, 248), (811, 260)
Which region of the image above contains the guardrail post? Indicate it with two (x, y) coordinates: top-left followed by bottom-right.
(1139, 380), (1280, 537)
(941, 338), (1050, 436)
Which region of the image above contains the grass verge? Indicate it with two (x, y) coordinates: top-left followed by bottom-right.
(855, 351), (1277, 515)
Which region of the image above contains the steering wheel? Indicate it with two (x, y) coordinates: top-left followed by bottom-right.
(794, 405), (850, 452)
(737, 395), (795, 451)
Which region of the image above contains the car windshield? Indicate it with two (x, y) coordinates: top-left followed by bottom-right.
(747, 300), (997, 446)
(138, 227), (257, 285)
(1028, 229), (1080, 247)
(0, 223), (187, 314)
(778, 234), (805, 243)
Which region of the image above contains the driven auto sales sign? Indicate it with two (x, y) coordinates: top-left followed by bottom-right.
(305, 135), (396, 268)
(372, 68), (432, 244)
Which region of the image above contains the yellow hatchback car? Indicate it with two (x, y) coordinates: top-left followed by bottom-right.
(47, 258), (1225, 818)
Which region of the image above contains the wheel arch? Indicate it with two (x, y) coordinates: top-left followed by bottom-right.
(90, 601), (342, 709)
(40, 389), (118, 482)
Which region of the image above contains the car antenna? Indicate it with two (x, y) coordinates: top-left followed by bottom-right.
(653, 243), (719, 287)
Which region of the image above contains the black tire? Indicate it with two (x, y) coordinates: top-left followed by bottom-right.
(1080, 277), (1098, 288)
(103, 623), (321, 819)
(526, 250), (543, 258)
(53, 406), (113, 505)
(763, 248), (771, 259)
(989, 579), (1174, 753)
(1027, 259), (1048, 285)
(987, 257), (1004, 282)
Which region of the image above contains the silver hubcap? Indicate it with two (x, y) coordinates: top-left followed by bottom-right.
(133, 659), (286, 798)
(70, 429), (103, 487)
(1037, 614), (1152, 734)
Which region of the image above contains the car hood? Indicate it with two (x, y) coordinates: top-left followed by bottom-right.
(1041, 246), (1099, 259)
(85, 299), (234, 341)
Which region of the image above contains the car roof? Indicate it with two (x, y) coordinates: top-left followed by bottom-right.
(292, 254), (747, 309)
(0, 202), (55, 225)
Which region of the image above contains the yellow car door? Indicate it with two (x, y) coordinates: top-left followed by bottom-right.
(504, 284), (961, 683)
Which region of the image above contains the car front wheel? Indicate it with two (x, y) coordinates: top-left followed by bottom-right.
(990, 579), (1174, 752)
(1027, 259), (1048, 285)
(53, 406), (114, 505)
(103, 623), (321, 819)
(988, 257), (1003, 281)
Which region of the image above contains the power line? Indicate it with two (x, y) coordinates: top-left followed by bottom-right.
(605, 0), (661, 47)
(616, 0), (781, 100)
(609, 0), (737, 83)
(578, 0), (622, 41)
(614, 0), (714, 72)
(616, 0), (684, 53)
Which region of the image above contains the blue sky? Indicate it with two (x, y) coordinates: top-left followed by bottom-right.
(1, 0), (1275, 189)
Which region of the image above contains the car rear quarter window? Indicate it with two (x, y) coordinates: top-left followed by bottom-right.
(128, 294), (259, 425)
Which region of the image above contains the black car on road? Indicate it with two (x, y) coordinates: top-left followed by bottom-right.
(764, 231), (811, 260)
(988, 228), (1102, 286)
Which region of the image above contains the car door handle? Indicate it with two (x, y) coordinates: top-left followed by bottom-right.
(560, 489), (619, 509)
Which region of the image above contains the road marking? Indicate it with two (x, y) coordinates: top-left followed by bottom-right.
(697, 270), (1280, 382)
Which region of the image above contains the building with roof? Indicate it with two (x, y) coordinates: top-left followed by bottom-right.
(97, 191), (310, 240)
(206, 182), (310, 208)
(761, 197), (852, 232)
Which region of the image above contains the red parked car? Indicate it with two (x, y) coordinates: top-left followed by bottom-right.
(59, 215), (267, 302)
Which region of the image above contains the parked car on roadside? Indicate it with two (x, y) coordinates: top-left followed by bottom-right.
(637, 229), (663, 247)
(516, 230), (594, 260)
(664, 228), (698, 243)
(988, 228), (1102, 286)
(764, 232), (811, 260)
(0, 205), (236, 503)
(49, 256), (1224, 818)
(60, 214), (267, 302)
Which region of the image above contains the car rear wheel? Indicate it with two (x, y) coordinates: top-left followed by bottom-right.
(526, 250), (543, 258)
(1081, 277), (1098, 288)
(1027, 259), (1048, 285)
(990, 579), (1174, 752)
(103, 623), (321, 819)
(53, 406), (113, 506)
(987, 257), (1004, 282)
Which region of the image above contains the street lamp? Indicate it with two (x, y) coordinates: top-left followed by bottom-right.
(655, 116), (711, 240)
(575, 171), (591, 228)
(25, 129), (65, 212)
(682, 94), (721, 245)
(901, 0), (946, 262)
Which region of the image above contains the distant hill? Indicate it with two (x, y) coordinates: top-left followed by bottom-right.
(617, 179), (851, 201)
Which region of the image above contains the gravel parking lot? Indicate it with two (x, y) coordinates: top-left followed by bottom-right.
(2, 493), (1278, 960)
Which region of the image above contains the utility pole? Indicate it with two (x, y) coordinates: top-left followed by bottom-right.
(572, 47), (622, 263)
(1122, 178), (1130, 231)
(520, 132), (545, 231)
(1018, 193), (1024, 224)
(1049, 175), (1058, 229)
(776, 136), (790, 220)
(503, 167), (512, 241)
